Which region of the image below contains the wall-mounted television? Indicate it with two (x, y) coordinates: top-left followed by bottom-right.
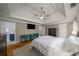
(27, 24), (35, 29)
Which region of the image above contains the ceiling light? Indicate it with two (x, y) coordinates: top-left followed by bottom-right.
(34, 6), (50, 20)
(40, 16), (44, 19)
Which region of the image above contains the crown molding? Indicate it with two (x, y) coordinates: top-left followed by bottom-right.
(43, 19), (73, 25)
(0, 16), (42, 25)
(0, 16), (73, 26)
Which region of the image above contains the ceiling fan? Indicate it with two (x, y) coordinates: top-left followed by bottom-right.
(34, 7), (50, 20)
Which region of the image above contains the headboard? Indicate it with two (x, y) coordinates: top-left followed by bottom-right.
(77, 31), (79, 37)
(20, 33), (39, 42)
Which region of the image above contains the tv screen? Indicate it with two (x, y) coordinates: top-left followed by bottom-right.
(27, 24), (35, 29)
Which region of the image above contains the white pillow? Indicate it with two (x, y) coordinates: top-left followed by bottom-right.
(64, 37), (79, 54)
(48, 38), (71, 56)
(49, 37), (65, 50)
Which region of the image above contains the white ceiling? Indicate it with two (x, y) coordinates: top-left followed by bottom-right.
(23, 3), (65, 15)
(0, 3), (78, 24)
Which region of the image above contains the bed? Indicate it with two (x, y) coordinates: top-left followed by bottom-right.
(31, 36), (79, 56)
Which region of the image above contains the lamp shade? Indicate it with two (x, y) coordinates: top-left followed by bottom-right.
(72, 31), (77, 34)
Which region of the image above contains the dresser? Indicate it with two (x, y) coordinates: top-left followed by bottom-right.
(7, 40), (31, 56)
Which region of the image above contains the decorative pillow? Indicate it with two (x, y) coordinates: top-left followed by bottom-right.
(63, 36), (79, 54)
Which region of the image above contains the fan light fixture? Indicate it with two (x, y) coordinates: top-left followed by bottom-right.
(34, 6), (50, 20)
(40, 16), (44, 19)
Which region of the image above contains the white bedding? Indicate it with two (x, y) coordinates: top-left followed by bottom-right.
(32, 36), (71, 56)
(64, 36), (79, 54)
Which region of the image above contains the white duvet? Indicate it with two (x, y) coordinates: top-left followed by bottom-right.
(64, 36), (79, 54)
(32, 36), (71, 56)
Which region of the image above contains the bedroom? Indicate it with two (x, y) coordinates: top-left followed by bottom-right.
(0, 3), (79, 56)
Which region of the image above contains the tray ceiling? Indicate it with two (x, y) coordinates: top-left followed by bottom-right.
(0, 3), (78, 24)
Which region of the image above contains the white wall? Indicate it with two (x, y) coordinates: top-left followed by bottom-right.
(16, 22), (40, 41)
(38, 25), (46, 36)
(46, 22), (73, 37)
(67, 22), (73, 36)
(59, 23), (67, 37)
(76, 13), (79, 32)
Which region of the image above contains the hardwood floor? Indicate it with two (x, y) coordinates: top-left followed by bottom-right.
(7, 40), (32, 56)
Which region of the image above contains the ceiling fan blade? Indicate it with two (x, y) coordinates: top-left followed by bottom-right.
(37, 17), (41, 19)
(45, 15), (50, 17)
(43, 17), (45, 19)
(42, 11), (45, 14)
(34, 14), (39, 16)
(41, 7), (43, 10)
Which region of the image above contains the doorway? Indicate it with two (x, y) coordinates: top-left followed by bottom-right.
(48, 28), (56, 37)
